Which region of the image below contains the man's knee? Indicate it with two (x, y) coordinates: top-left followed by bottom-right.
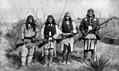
(67, 44), (71, 53)
(21, 49), (28, 57)
(45, 49), (49, 55)
(49, 49), (54, 56)
(29, 48), (34, 56)
(28, 52), (34, 57)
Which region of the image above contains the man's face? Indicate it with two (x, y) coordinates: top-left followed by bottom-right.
(48, 17), (53, 23)
(28, 18), (33, 23)
(65, 14), (70, 20)
(88, 11), (93, 18)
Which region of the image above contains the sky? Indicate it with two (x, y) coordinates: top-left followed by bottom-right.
(0, 0), (118, 23)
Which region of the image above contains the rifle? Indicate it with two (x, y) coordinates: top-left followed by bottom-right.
(16, 39), (47, 48)
(16, 37), (63, 48)
(78, 17), (117, 41)
(16, 32), (79, 48)
(38, 32), (80, 47)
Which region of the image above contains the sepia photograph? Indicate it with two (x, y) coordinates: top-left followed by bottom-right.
(0, 0), (118, 71)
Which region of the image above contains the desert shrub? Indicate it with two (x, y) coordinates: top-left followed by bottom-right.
(84, 56), (110, 71)
(5, 20), (24, 50)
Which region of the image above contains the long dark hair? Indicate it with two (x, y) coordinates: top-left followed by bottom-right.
(26, 15), (37, 31)
(86, 8), (95, 18)
(45, 15), (56, 25)
(62, 12), (73, 24)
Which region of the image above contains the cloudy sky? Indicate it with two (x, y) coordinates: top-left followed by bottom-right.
(0, 0), (118, 23)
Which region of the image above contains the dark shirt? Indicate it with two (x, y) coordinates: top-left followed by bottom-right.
(61, 21), (73, 33)
(80, 17), (100, 39)
(44, 24), (56, 39)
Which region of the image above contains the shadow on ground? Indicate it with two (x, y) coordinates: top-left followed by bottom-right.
(101, 36), (119, 45)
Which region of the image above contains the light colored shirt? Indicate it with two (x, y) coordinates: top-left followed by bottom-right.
(21, 24), (39, 39)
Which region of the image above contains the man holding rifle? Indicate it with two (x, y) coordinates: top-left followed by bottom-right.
(41, 15), (60, 67)
(60, 12), (77, 64)
(21, 15), (39, 68)
(80, 9), (100, 60)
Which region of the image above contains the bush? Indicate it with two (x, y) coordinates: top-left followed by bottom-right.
(84, 56), (110, 71)
(5, 20), (24, 49)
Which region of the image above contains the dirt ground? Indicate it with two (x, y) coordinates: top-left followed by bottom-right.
(0, 36), (119, 71)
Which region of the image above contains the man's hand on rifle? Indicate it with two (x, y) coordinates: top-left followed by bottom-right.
(23, 39), (31, 44)
(48, 37), (52, 41)
(24, 39), (28, 43)
(48, 37), (55, 42)
(32, 38), (38, 42)
(21, 39), (27, 44)
(96, 26), (100, 30)
(22, 39), (24, 42)
(53, 34), (58, 39)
